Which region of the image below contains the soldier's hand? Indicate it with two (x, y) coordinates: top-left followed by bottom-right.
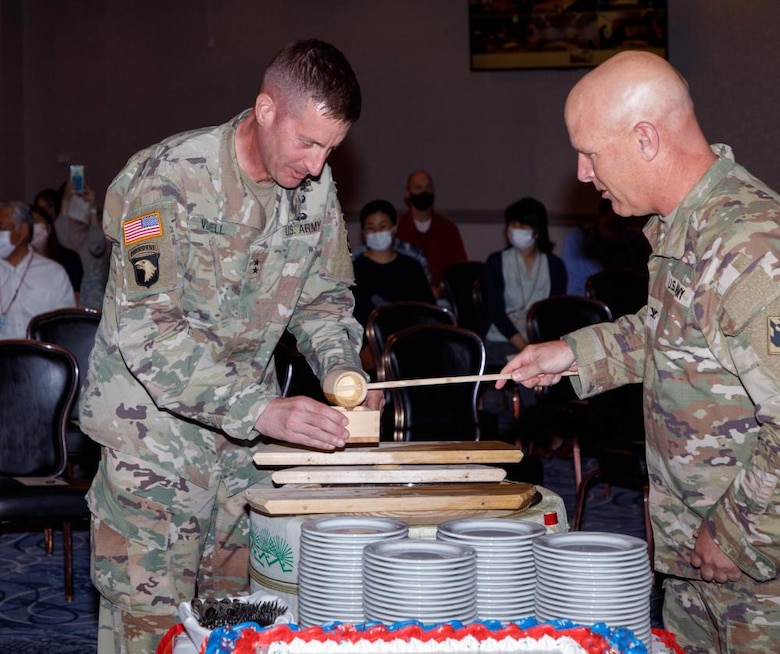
(255, 396), (349, 450)
(690, 526), (742, 583)
(497, 340), (577, 390)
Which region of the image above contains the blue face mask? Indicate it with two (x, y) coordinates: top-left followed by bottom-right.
(0, 230), (15, 259)
(509, 228), (535, 250)
(365, 230), (394, 252)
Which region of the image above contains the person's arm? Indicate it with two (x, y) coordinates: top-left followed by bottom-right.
(285, 180), (364, 380)
(447, 221), (468, 267)
(548, 253), (569, 296)
(482, 251), (520, 341)
(701, 263), (780, 582)
(102, 156), (348, 449)
(50, 263), (77, 309)
(405, 257), (436, 304)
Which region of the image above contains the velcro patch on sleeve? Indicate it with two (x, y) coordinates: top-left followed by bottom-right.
(122, 206), (178, 296)
(123, 211), (163, 246)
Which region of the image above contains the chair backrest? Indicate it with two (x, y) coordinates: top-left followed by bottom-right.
(381, 324), (485, 441)
(441, 261), (485, 333)
(366, 301), (456, 380)
(526, 295), (612, 343)
(27, 307), (102, 421)
(273, 331), (328, 403)
(585, 269), (648, 319)
(0, 340), (78, 477)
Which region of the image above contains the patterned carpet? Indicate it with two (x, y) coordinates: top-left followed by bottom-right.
(0, 519), (97, 653)
(0, 456), (655, 652)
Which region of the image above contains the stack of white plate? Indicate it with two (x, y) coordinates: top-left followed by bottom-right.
(533, 532), (653, 647)
(362, 538), (478, 624)
(297, 516), (408, 628)
(436, 518), (545, 621)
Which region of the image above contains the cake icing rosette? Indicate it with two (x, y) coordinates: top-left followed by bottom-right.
(200, 617), (683, 654)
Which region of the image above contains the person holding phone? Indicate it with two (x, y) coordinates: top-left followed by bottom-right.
(55, 175), (111, 309)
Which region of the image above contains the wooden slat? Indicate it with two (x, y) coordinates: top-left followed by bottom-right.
(271, 464), (507, 486)
(253, 440), (523, 467)
(245, 482), (535, 516)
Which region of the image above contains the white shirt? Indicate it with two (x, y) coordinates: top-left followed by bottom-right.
(0, 249), (76, 338)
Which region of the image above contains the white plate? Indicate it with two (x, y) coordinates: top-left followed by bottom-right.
(363, 539), (476, 563)
(437, 518), (546, 541)
(363, 606), (478, 624)
(302, 516), (408, 538)
(362, 593), (477, 612)
(362, 577), (477, 598)
(534, 601), (649, 622)
(536, 584), (650, 603)
(534, 532), (647, 557)
(362, 563), (477, 580)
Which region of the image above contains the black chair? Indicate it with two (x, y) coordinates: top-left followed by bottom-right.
(0, 339), (91, 601)
(365, 301), (456, 381)
(273, 330), (329, 403)
(442, 261), (485, 334)
(27, 307), (103, 477)
(381, 324), (486, 442)
(586, 269), (648, 319)
(526, 295), (612, 488)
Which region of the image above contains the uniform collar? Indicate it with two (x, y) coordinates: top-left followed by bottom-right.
(643, 144), (736, 260)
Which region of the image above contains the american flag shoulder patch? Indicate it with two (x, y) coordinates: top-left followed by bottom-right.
(123, 211), (163, 245)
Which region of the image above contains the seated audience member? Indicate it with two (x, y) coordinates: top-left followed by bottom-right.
(33, 187), (62, 222)
(55, 179), (111, 309)
(395, 169), (467, 296)
(352, 199), (435, 328)
(30, 204), (84, 296)
(482, 197), (567, 369)
(0, 201), (75, 338)
(562, 198), (651, 295)
(352, 232), (431, 284)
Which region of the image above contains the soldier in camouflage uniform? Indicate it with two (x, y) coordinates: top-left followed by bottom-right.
(499, 51), (780, 652)
(79, 40), (382, 654)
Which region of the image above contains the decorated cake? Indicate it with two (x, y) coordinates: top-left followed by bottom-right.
(199, 618), (684, 654)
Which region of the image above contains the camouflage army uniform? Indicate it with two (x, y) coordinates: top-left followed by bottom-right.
(564, 145), (780, 652)
(79, 111), (362, 653)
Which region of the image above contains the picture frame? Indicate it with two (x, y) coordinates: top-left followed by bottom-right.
(469, 0), (668, 71)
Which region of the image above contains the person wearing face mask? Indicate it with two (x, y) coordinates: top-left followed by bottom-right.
(481, 197), (567, 369)
(352, 198), (435, 330)
(0, 201), (75, 338)
(30, 203), (84, 297)
(395, 169), (467, 296)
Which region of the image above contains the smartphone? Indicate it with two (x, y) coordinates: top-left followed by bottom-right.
(70, 164), (85, 193)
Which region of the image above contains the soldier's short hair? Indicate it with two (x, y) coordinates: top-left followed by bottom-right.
(261, 39), (361, 125)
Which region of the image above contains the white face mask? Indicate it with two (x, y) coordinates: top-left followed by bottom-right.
(31, 224), (49, 252)
(509, 228), (535, 251)
(365, 230), (394, 253)
(0, 230), (15, 259)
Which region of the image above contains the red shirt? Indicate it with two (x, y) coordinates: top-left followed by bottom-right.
(395, 210), (467, 287)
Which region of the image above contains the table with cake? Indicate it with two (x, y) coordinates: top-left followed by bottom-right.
(158, 438), (683, 654)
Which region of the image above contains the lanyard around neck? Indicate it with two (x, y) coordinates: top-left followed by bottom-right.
(0, 253), (34, 315)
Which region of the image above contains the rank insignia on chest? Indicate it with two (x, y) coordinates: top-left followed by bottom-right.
(129, 243), (160, 288)
(768, 317), (780, 354)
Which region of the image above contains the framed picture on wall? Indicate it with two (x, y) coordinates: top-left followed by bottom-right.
(469, 0), (667, 71)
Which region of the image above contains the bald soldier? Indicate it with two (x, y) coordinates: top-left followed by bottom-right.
(80, 40), (381, 653)
(498, 51), (780, 651)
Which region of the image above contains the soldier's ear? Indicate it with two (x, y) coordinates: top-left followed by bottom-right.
(634, 121), (659, 161)
(254, 93), (275, 128)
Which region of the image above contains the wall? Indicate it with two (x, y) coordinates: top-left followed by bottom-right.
(3, 0), (780, 260)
